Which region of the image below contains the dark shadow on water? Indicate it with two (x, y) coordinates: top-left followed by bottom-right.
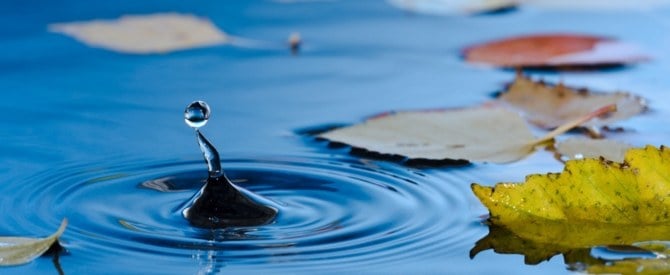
(473, 5), (518, 16)
(502, 64), (632, 74)
(45, 241), (66, 275)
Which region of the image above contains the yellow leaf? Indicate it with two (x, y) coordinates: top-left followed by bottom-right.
(0, 219), (68, 266)
(472, 145), (670, 227)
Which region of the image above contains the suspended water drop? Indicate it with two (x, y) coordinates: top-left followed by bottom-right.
(184, 101), (211, 129)
(182, 100), (277, 228)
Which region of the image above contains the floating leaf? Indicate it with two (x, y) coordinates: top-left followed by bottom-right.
(318, 104), (614, 163)
(555, 138), (632, 163)
(471, 143), (670, 270)
(472, 145), (670, 229)
(463, 34), (649, 68)
(387, 0), (518, 15)
(49, 13), (228, 54)
(0, 219), (68, 266)
(498, 73), (646, 129)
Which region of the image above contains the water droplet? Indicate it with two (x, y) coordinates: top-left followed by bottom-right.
(184, 101), (211, 129)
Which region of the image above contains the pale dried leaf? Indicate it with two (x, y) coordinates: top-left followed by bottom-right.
(318, 105), (614, 163)
(387, 0), (518, 15)
(49, 13), (228, 54)
(0, 219), (67, 266)
(556, 138), (632, 162)
(499, 74), (646, 129)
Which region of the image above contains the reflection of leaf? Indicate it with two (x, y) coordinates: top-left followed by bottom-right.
(318, 105), (614, 163)
(470, 223), (573, 264)
(471, 223), (670, 270)
(49, 13), (228, 54)
(555, 138), (632, 163)
(587, 242), (670, 274)
(0, 219), (68, 266)
(387, 0), (518, 15)
(463, 34), (648, 68)
(472, 145), (670, 226)
(498, 73), (646, 129)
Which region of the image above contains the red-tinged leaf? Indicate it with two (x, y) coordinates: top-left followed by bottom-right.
(463, 34), (649, 68)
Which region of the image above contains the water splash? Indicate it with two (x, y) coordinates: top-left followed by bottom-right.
(182, 100), (277, 228)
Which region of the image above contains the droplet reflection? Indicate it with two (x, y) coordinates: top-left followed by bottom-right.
(184, 101), (211, 129)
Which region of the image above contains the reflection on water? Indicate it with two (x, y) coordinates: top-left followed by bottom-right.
(471, 222), (670, 273)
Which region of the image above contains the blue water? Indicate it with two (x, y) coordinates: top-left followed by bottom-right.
(3, 0), (670, 274)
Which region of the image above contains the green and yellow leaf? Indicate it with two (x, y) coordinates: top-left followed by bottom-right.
(472, 145), (670, 227)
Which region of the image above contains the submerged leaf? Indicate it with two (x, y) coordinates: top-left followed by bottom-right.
(555, 138), (632, 163)
(49, 13), (228, 54)
(0, 219), (67, 266)
(318, 105), (614, 163)
(498, 73), (646, 129)
(463, 34), (648, 68)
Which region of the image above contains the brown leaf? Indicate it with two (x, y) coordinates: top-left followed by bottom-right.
(498, 73), (646, 129)
(463, 33), (649, 68)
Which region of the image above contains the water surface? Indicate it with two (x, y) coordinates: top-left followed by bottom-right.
(2, 0), (670, 274)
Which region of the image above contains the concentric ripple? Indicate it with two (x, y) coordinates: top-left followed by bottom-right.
(0, 155), (475, 273)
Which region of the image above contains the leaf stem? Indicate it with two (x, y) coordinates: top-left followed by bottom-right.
(533, 104), (617, 146)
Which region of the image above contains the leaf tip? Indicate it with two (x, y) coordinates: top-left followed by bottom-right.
(54, 218), (68, 239)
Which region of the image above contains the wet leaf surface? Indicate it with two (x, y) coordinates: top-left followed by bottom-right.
(498, 73), (646, 129)
(318, 105), (614, 163)
(463, 34), (649, 68)
(555, 138), (632, 162)
(0, 219), (67, 266)
(49, 13), (228, 54)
